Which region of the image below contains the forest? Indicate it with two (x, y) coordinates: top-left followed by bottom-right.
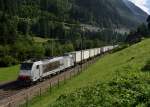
(0, 0), (128, 67)
(0, 0), (149, 67)
(126, 15), (150, 44)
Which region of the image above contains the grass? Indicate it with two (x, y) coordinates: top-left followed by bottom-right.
(0, 65), (19, 83)
(27, 39), (150, 107)
(33, 37), (50, 43)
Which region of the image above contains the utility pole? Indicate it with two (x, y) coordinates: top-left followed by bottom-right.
(81, 26), (85, 72)
(51, 39), (54, 57)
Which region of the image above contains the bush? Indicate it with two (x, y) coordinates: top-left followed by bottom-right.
(31, 44), (45, 58)
(0, 56), (18, 67)
(51, 75), (150, 107)
(112, 44), (129, 53)
(142, 60), (150, 71)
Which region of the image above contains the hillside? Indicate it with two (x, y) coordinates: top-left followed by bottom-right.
(0, 0), (148, 30)
(25, 39), (150, 107)
(73, 0), (148, 28)
(2, 0), (142, 67)
(0, 0), (148, 42)
(123, 0), (148, 21)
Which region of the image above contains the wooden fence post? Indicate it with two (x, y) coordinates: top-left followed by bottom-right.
(8, 102), (11, 107)
(49, 81), (51, 93)
(40, 87), (42, 106)
(57, 78), (59, 88)
(25, 94), (28, 107)
(73, 68), (75, 77)
(64, 74), (66, 84)
(70, 71), (71, 80)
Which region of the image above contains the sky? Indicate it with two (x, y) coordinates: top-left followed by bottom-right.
(128, 0), (150, 14)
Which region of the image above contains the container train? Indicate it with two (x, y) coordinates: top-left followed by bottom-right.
(18, 45), (118, 83)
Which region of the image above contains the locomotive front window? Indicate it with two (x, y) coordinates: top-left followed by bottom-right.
(36, 65), (39, 69)
(21, 63), (33, 70)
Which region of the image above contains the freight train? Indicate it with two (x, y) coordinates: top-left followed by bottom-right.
(18, 45), (118, 83)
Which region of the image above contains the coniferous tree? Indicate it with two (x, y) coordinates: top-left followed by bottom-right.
(147, 15), (150, 30)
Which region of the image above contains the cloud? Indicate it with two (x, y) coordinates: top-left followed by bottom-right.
(128, 0), (150, 14)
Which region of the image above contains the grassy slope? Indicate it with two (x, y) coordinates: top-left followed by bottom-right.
(29, 39), (150, 107)
(0, 65), (19, 83)
(33, 37), (50, 43)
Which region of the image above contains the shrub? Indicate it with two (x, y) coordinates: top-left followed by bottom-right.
(112, 44), (129, 53)
(51, 75), (150, 107)
(142, 60), (150, 71)
(0, 56), (18, 67)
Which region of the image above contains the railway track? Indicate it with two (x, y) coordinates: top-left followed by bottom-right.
(0, 81), (25, 101)
(0, 57), (98, 107)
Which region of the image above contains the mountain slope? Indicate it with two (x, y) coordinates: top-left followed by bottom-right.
(0, 0), (148, 29)
(71, 0), (148, 28)
(123, 0), (148, 21)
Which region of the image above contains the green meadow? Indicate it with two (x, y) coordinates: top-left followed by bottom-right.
(0, 65), (19, 83)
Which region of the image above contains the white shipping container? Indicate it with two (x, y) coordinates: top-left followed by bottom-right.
(114, 45), (119, 48)
(83, 50), (90, 60)
(101, 47), (107, 53)
(90, 49), (95, 57)
(96, 48), (99, 55)
(98, 48), (101, 54)
(63, 56), (74, 68)
(94, 48), (96, 56)
(70, 51), (82, 63)
(94, 48), (99, 56)
(107, 46), (114, 50)
(105, 47), (109, 52)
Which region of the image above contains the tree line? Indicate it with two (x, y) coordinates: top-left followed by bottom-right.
(126, 15), (150, 44)
(0, 0), (128, 67)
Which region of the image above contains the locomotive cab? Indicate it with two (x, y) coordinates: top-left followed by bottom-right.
(18, 62), (33, 82)
(18, 61), (43, 83)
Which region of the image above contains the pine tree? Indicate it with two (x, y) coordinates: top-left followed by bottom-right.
(147, 15), (150, 30)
